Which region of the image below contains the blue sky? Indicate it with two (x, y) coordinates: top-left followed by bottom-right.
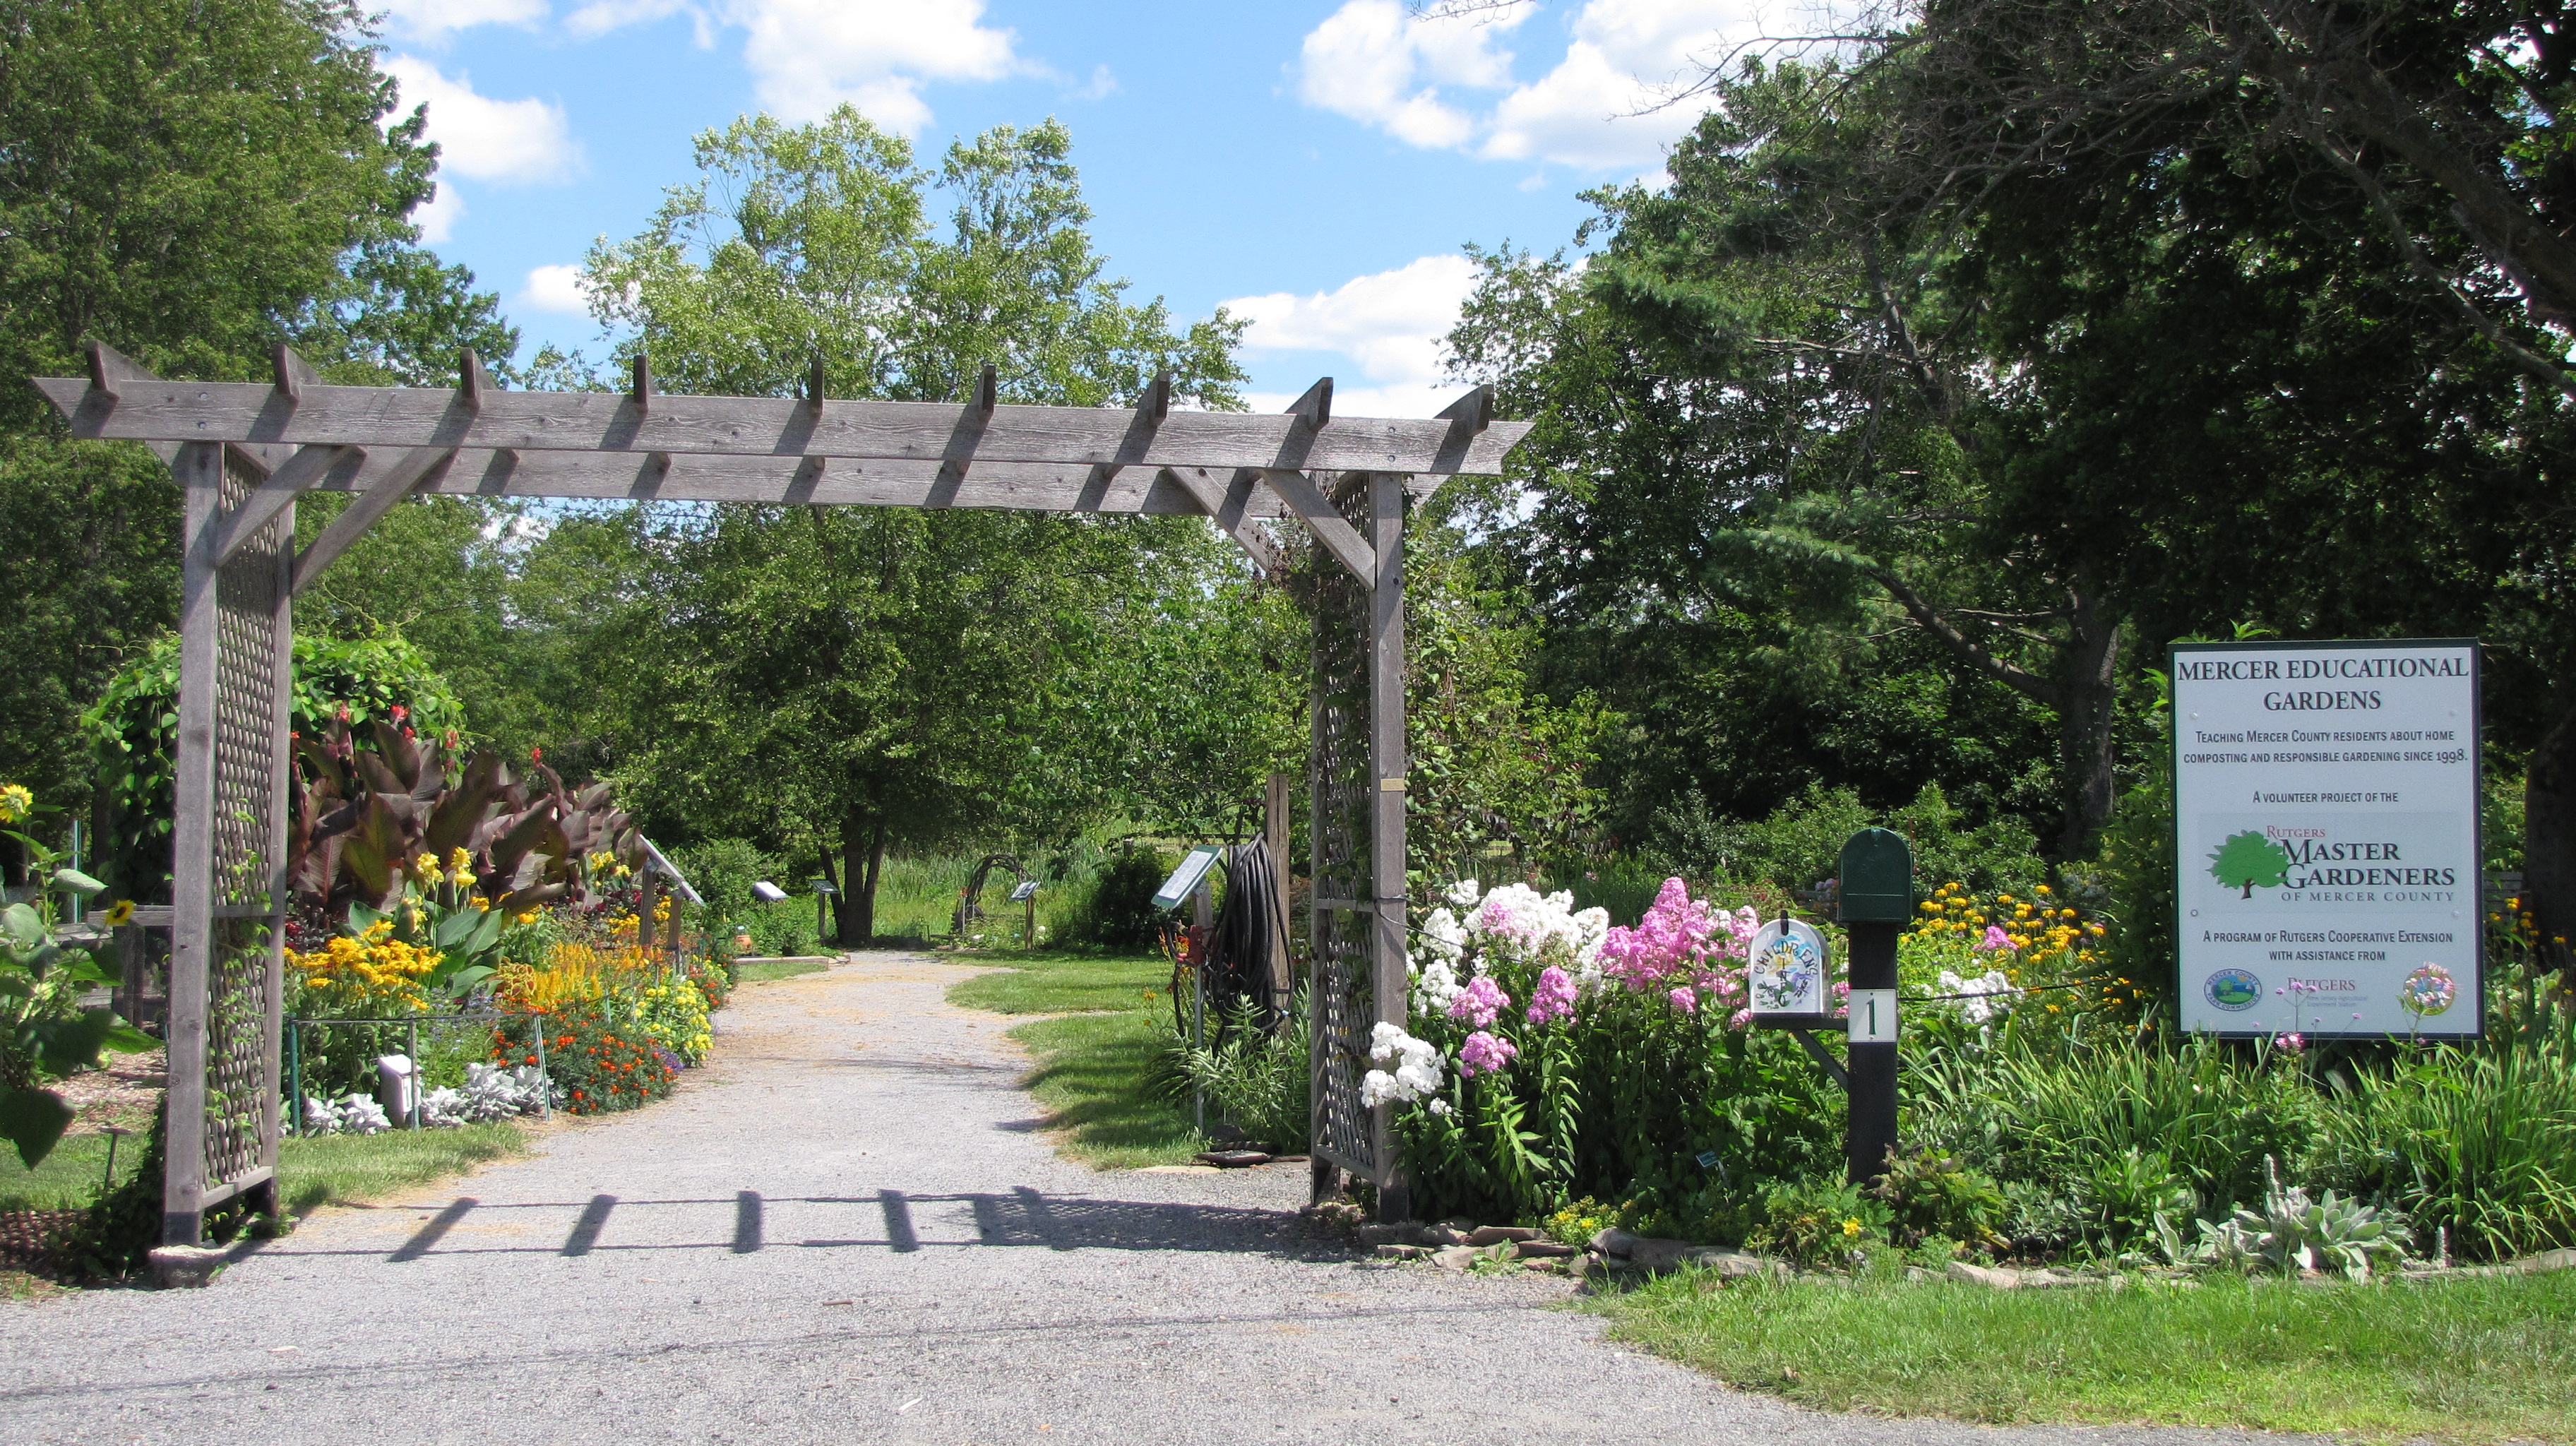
(375, 1), (1765, 415)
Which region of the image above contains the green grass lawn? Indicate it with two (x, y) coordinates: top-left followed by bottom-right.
(3, 1122), (527, 1217)
(0, 1131), (150, 1211)
(947, 948), (1200, 1169)
(735, 957), (833, 984)
(1597, 1267), (2576, 1444)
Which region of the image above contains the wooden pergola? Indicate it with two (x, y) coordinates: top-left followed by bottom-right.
(37, 342), (1529, 1248)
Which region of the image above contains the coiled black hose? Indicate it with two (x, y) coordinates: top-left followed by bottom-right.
(1171, 838), (1289, 1044)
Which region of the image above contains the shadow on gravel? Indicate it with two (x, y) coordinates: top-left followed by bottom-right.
(260, 1186), (1354, 1266)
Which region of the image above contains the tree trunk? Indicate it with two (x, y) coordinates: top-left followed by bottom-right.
(838, 808), (886, 947)
(2057, 592), (2124, 861)
(2524, 702), (2576, 981)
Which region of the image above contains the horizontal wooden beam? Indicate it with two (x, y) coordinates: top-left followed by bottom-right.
(249, 444), (1453, 516)
(31, 376), (1531, 479)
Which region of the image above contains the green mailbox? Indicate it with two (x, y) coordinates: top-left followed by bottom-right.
(1837, 827), (1914, 924)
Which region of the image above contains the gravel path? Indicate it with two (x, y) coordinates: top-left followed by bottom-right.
(3, 951), (2302, 1445)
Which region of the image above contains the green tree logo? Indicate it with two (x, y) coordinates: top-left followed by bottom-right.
(2208, 831), (2293, 898)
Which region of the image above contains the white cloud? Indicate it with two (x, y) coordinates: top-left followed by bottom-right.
(1296, 0), (1764, 172)
(383, 56), (584, 184)
(1224, 255), (1482, 414)
(518, 263), (594, 316)
(1244, 382), (1465, 419)
(1073, 64), (1118, 101)
(565, 1), (1025, 131)
(412, 181), (467, 243)
(376, 0), (550, 42)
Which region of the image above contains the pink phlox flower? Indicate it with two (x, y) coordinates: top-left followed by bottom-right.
(1457, 1029), (1519, 1077)
(1974, 925), (2014, 952)
(1525, 966), (1578, 1024)
(1729, 1007), (1753, 1028)
(1667, 986), (1698, 1014)
(2274, 1032), (2306, 1055)
(1448, 974), (1510, 1029)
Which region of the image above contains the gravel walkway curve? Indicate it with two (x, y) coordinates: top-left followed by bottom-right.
(4, 951), (2306, 1445)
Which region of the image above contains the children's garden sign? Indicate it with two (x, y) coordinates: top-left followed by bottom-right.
(2171, 639), (2481, 1038)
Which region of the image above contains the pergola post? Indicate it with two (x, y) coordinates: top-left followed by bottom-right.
(163, 443), (221, 1245)
(1367, 472), (1409, 1221)
(164, 439), (294, 1246)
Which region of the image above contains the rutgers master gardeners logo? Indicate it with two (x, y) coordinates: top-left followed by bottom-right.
(2208, 830), (2293, 898)
(2205, 969), (2262, 1012)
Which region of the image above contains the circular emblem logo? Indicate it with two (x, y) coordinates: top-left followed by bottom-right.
(2204, 968), (2262, 1012)
(2399, 963), (2458, 1017)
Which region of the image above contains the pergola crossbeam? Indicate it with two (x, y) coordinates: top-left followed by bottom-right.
(32, 377), (1532, 476)
(291, 445), (451, 596)
(1163, 466), (1282, 573)
(1263, 467), (1376, 584)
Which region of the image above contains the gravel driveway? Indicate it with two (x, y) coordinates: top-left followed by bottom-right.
(1, 950), (2302, 1445)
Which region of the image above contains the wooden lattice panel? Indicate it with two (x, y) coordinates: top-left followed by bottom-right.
(202, 452), (287, 1195)
(1307, 477), (1378, 1178)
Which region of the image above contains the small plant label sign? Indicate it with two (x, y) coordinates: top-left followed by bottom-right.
(1748, 918), (1832, 1022)
(1847, 988), (1897, 1043)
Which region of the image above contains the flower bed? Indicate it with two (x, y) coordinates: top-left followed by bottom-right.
(1376, 873), (2576, 1274)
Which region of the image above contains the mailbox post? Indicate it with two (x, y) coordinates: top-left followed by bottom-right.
(809, 877), (838, 950)
(1837, 827), (1911, 1185)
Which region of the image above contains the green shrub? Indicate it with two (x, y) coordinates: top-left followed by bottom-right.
(1753, 1176), (1889, 1269)
(1866, 1147), (2008, 1253)
(1157, 993), (1309, 1152)
(1650, 782), (2042, 897)
(670, 838), (780, 958)
(1067, 847), (1171, 949)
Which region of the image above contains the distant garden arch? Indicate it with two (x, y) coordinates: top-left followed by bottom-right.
(37, 341), (1527, 1244)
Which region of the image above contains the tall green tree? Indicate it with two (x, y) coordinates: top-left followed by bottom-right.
(0, 0), (518, 805)
(1450, 65), (2092, 858)
(1878, 1), (2576, 961)
(576, 112), (1263, 942)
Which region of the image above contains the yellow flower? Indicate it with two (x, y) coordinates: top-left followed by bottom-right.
(0, 782), (32, 823)
(2036, 884), (2051, 895)
(102, 898), (136, 927)
(1840, 1218), (1862, 1237)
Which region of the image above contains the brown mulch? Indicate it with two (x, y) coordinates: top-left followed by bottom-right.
(52, 1048), (165, 1135)
(0, 1208), (83, 1272)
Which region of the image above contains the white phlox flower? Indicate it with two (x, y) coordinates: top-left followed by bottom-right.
(1364, 1022), (1445, 1104)
(1936, 968), (2020, 1025)
(1419, 907), (1467, 960)
(1411, 957), (1463, 1017)
(1444, 878), (1484, 909)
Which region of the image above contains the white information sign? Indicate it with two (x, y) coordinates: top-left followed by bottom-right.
(2172, 640), (2481, 1038)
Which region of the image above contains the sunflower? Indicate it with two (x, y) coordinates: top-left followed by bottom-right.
(101, 897), (136, 927)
